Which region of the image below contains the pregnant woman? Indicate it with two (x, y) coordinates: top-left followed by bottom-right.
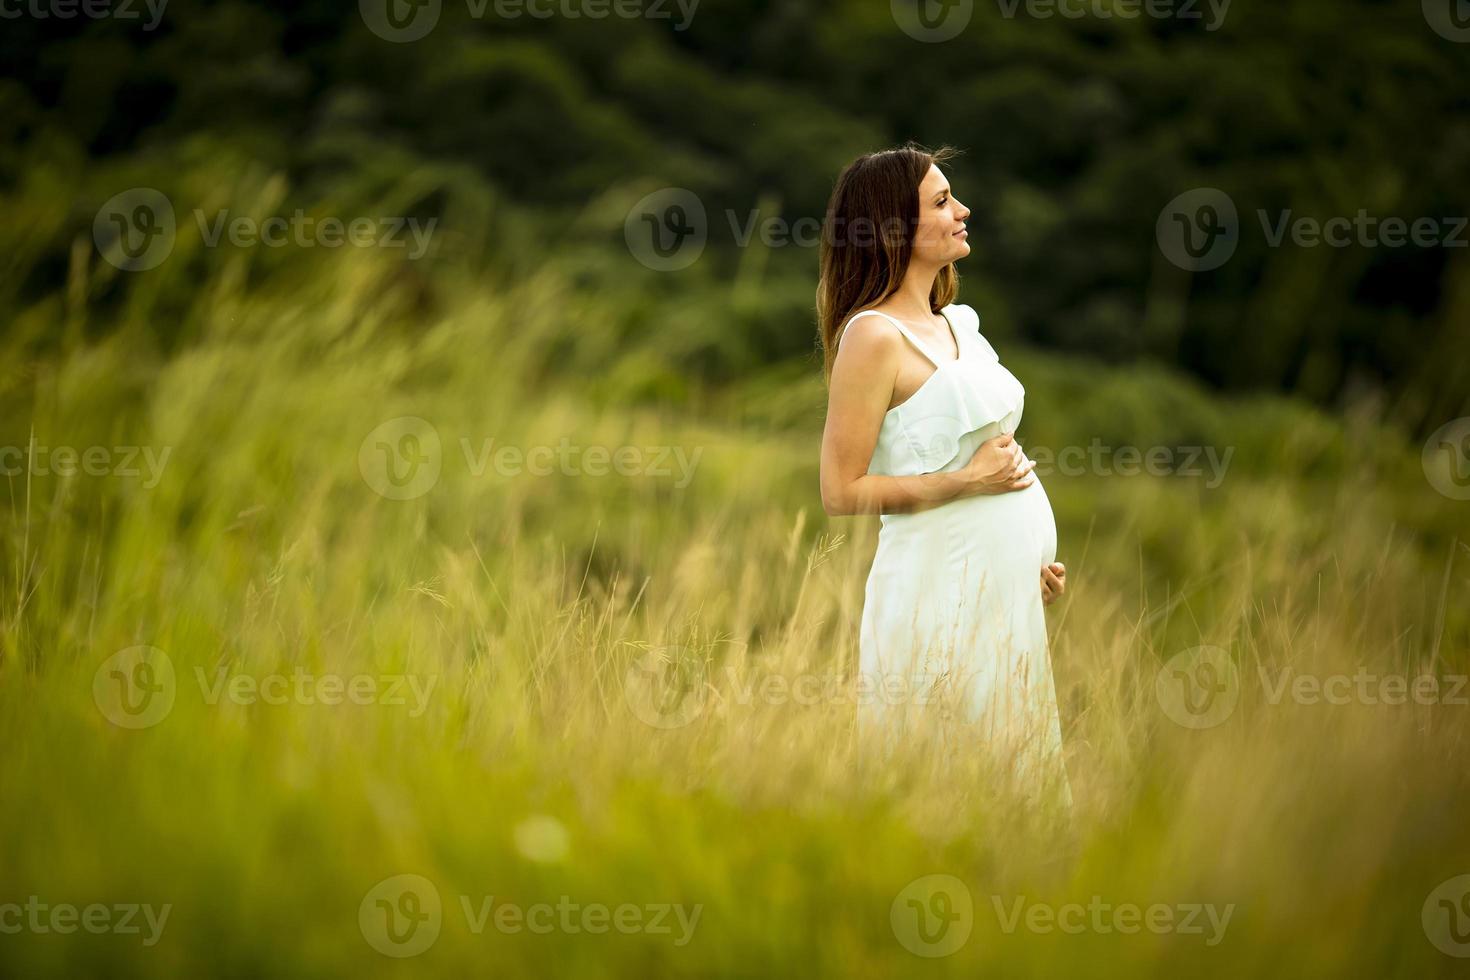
(817, 144), (1071, 803)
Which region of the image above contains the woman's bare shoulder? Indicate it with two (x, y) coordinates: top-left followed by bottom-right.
(834, 310), (903, 357)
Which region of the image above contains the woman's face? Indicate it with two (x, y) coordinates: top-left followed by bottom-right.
(911, 164), (971, 265)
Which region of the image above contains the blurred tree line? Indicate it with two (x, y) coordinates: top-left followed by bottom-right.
(2, 0), (1467, 432)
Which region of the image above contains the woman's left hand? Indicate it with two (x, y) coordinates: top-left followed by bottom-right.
(1041, 562), (1066, 606)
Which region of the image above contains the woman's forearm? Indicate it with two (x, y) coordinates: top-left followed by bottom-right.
(824, 468), (974, 517)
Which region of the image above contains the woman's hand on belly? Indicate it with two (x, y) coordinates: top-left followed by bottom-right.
(1041, 562), (1067, 606)
(958, 432), (1037, 496)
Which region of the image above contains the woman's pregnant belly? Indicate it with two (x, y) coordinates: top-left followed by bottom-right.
(877, 473), (1057, 574)
(861, 474), (1057, 679)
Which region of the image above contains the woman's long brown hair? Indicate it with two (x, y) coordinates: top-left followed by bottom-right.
(816, 142), (961, 385)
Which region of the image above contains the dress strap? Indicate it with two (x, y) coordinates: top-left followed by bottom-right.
(845, 310), (944, 367)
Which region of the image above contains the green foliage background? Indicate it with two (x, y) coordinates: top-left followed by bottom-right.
(4, 0), (1469, 429)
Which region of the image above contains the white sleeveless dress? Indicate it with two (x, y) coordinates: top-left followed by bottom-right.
(843, 304), (1070, 802)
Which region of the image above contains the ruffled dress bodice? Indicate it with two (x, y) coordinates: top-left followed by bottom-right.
(847, 304), (1027, 525)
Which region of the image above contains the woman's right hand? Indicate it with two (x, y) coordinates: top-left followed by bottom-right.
(962, 432), (1036, 495)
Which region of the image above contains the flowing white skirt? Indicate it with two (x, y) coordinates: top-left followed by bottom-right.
(856, 476), (1071, 804)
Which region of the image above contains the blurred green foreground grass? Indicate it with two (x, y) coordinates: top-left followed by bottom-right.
(1, 169), (1469, 978)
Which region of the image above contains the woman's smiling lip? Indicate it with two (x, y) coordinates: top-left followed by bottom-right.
(953, 228), (968, 238)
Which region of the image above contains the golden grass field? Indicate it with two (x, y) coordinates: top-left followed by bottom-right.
(2, 170), (1469, 977)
